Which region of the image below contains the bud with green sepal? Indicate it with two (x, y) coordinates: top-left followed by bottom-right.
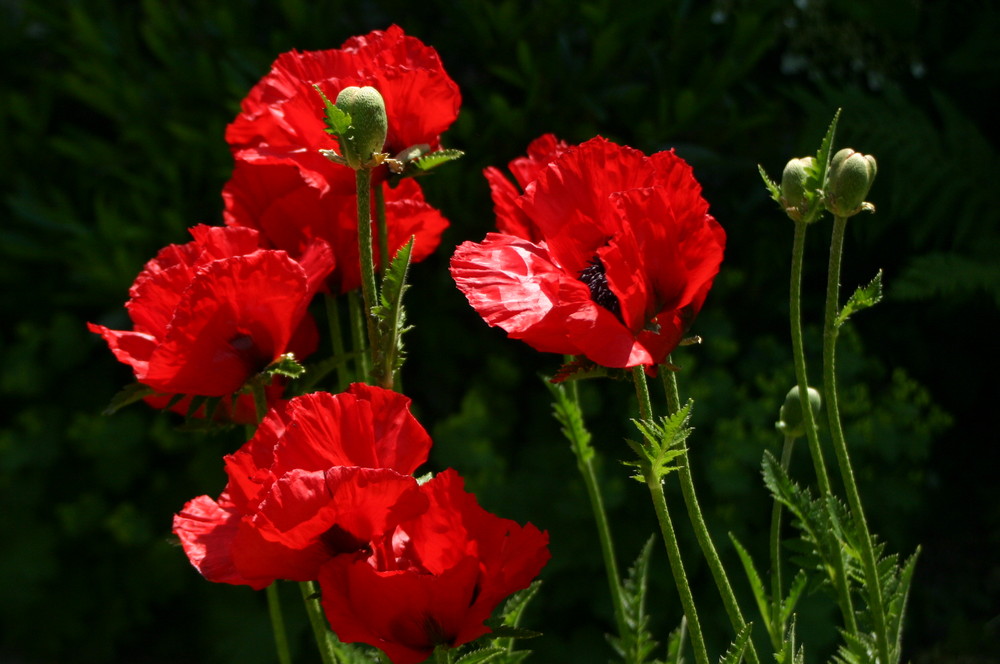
(780, 156), (816, 222)
(824, 148), (877, 217)
(316, 85), (389, 170)
(775, 385), (822, 439)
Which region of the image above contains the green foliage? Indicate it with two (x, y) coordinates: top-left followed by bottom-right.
(315, 84), (353, 140)
(626, 403), (693, 483)
(836, 271), (883, 328)
(608, 538), (662, 664)
(718, 623), (753, 664)
(546, 381), (595, 464)
(372, 237), (415, 386)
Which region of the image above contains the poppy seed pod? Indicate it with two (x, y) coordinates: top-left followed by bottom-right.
(776, 385), (822, 438)
(780, 156), (815, 221)
(335, 85), (388, 169)
(825, 148), (877, 217)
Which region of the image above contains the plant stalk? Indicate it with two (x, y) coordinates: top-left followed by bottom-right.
(354, 168), (379, 369)
(824, 215), (890, 663)
(768, 435), (796, 648)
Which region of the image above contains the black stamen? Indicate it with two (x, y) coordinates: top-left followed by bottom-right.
(320, 524), (371, 557)
(578, 257), (623, 322)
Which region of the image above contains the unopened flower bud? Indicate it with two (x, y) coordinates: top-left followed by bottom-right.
(776, 385), (822, 438)
(335, 86), (388, 169)
(825, 148), (877, 217)
(780, 156), (815, 222)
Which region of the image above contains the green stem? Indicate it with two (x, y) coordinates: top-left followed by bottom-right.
(768, 435), (796, 648)
(565, 381), (630, 644)
(789, 220), (857, 632)
(661, 367), (761, 664)
(632, 368), (709, 664)
(266, 584), (293, 664)
(324, 293), (350, 392)
(824, 215), (890, 663)
(354, 168), (379, 367)
(789, 221), (832, 495)
(300, 581), (339, 664)
(374, 181), (389, 277)
(347, 290), (371, 382)
(433, 645), (452, 664)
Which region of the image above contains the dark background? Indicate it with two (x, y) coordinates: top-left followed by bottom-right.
(2, 1), (997, 662)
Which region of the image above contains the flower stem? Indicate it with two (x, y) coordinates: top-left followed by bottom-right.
(299, 581), (339, 664)
(768, 435), (796, 648)
(324, 294), (350, 392)
(564, 380), (630, 644)
(374, 181), (389, 276)
(632, 368), (710, 664)
(824, 215), (890, 663)
(789, 220), (857, 632)
(347, 290), (371, 382)
(266, 583), (293, 664)
(661, 366), (760, 664)
(354, 167), (379, 368)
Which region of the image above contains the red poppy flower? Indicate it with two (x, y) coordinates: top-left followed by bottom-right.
(223, 158), (448, 294)
(222, 25), (459, 293)
(451, 136), (726, 369)
(88, 226), (332, 411)
(318, 468), (550, 664)
(172, 385), (433, 589)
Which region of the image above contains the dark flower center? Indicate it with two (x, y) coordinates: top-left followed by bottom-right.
(229, 333), (270, 373)
(320, 524), (371, 557)
(578, 256), (623, 322)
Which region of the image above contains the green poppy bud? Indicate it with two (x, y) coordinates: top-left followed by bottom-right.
(776, 385), (822, 438)
(780, 156), (815, 222)
(335, 86), (388, 170)
(825, 148), (877, 217)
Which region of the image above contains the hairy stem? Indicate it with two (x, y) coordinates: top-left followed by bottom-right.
(824, 215), (890, 662)
(354, 168), (379, 369)
(662, 366), (760, 664)
(768, 435), (796, 648)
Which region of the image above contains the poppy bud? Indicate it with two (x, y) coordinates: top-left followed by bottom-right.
(335, 86), (388, 169)
(825, 148), (877, 217)
(776, 385), (822, 438)
(780, 156), (815, 222)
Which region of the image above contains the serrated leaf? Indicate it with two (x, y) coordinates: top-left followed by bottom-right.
(758, 164), (781, 204)
(666, 617), (687, 664)
(544, 381), (594, 464)
(836, 270), (883, 327)
(717, 622), (753, 664)
(263, 352), (307, 380)
(454, 647), (507, 664)
(629, 401), (694, 481)
(780, 570), (808, 626)
(608, 537), (661, 664)
(487, 625), (542, 640)
(500, 580), (542, 629)
(102, 382), (156, 415)
(313, 84), (352, 137)
(411, 148), (465, 172)
(372, 237), (414, 386)
(815, 108), (842, 186)
(729, 534), (771, 637)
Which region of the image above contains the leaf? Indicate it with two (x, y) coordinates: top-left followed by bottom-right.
(411, 148), (465, 172)
(626, 401), (693, 482)
(454, 647), (506, 664)
(102, 382), (156, 415)
(666, 617), (687, 664)
(836, 270), (884, 327)
(499, 580), (542, 629)
(758, 164), (781, 204)
(608, 537), (661, 664)
(814, 108), (841, 188)
(780, 570), (808, 626)
(313, 84), (352, 137)
(372, 237), (414, 386)
(717, 622), (753, 664)
(544, 381), (594, 464)
(262, 352), (307, 380)
(729, 534), (771, 637)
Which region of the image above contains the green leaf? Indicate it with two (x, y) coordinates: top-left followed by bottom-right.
(608, 537), (662, 664)
(454, 647), (506, 664)
(627, 402), (693, 481)
(102, 382), (156, 415)
(779, 570), (808, 626)
(313, 84), (352, 137)
(372, 237), (414, 386)
(262, 352), (307, 380)
(717, 622), (753, 664)
(836, 270), (884, 327)
(729, 534), (771, 637)
(758, 164), (781, 204)
(800, 108), (841, 224)
(814, 107), (842, 188)
(411, 148), (465, 172)
(545, 381), (594, 464)
(666, 617), (687, 664)
(499, 580), (542, 629)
